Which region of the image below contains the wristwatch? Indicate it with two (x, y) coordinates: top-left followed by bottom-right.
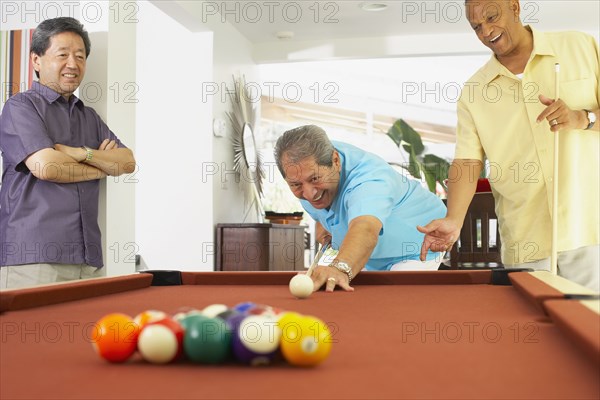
(81, 146), (93, 162)
(330, 260), (354, 282)
(584, 110), (596, 130)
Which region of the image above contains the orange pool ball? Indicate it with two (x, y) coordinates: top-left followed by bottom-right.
(280, 314), (332, 367)
(92, 313), (140, 363)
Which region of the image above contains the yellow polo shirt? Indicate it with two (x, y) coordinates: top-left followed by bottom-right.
(455, 27), (599, 265)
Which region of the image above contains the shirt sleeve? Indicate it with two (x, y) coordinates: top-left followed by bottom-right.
(0, 96), (55, 167)
(454, 87), (485, 161)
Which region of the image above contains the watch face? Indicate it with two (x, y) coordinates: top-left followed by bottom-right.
(337, 262), (350, 272)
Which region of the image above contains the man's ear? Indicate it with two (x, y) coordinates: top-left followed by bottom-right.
(510, 0), (521, 17)
(31, 52), (41, 74)
(332, 150), (341, 170)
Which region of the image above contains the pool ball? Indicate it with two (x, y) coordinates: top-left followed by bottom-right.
(173, 307), (202, 322)
(232, 301), (256, 313)
(245, 304), (281, 317)
(133, 310), (167, 329)
(137, 317), (184, 364)
(289, 274), (314, 299)
(92, 313), (140, 363)
(216, 308), (241, 321)
(183, 316), (231, 364)
(276, 311), (303, 331)
(178, 313), (208, 332)
(231, 315), (281, 366)
(202, 304), (229, 318)
(280, 315), (332, 367)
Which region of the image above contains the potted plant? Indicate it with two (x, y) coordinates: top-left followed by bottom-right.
(387, 119), (450, 194)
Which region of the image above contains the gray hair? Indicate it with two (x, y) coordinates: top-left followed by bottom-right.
(31, 17), (91, 78)
(274, 125), (335, 178)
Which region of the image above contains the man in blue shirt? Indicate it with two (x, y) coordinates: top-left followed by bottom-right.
(275, 125), (446, 292)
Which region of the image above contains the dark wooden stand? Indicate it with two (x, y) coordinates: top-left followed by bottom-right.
(216, 223), (306, 271)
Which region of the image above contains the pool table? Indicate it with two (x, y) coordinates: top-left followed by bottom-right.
(1, 270), (598, 399)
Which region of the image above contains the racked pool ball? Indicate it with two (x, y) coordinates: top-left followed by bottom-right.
(92, 313), (140, 363)
(138, 317), (184, 364)
(202, 303), (229, 318)
(280, 314), (332, 367)
(289, 274), (314, 299)
(245, 304), (282, 318)
(183, 315), (231, 364)
(134, 309), (167, 329)
(232, 301), (256, 313)
(231, 314), (281, 366)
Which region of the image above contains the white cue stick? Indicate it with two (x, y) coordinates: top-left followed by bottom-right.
(551, 63), (560, 276)
(306, 240), (331, 278)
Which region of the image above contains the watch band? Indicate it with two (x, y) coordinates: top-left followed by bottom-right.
(330, 260), (354, 282)
(81, 146), (93, 162)
(584, 110), (596, 130)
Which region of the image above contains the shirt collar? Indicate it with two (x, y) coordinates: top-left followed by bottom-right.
(31, 81), (82, 107)
(479, 26), (555, 83)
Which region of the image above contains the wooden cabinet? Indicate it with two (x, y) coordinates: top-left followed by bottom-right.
(216, 223), (306, 271)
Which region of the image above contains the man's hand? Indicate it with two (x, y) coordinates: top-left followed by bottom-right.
(309, 266), (354, 293)
(98, 139), (117, 151)
(417, 218), (462, 261)
(537, 94), (587, 132)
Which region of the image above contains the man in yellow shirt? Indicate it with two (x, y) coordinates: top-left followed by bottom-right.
(419, 0), (599, 291)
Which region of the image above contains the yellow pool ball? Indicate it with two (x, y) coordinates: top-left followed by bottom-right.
(280, 314), (332, 367)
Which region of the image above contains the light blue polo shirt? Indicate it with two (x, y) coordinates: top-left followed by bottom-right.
(301, 141), (446, 271)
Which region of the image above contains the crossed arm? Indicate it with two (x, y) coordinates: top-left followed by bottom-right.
(25, 139), (136, 183)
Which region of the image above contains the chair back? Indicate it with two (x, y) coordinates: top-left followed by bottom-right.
(449, 192), (502, 268)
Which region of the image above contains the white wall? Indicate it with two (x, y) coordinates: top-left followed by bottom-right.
(207, 15), (261, 225)
(163, 1), (262, 225)
(135, 1), (214, 271)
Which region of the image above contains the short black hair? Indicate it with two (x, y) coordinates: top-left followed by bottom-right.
(31, 17), (91, 78)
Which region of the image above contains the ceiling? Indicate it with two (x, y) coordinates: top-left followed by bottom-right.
(208, 1), (599, 44)
(154, 1), (599, 143)
(159, 1), (599, 45)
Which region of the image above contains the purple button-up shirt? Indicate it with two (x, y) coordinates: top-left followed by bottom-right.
(0, 81), (125, 267)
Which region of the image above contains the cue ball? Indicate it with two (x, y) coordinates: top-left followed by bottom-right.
(289, 274), (314, 299)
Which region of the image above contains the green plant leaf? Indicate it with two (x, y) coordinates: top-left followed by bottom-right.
(387, 120), (404, 147)
(406, 145), (422, 180)
(388, 118), (449, 193)
(398, 119), (425, 155)
(423, 154), (450, 191)
(422, 168), (437, 193)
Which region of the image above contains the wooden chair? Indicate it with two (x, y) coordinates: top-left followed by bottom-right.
(441, 192), (503, 269)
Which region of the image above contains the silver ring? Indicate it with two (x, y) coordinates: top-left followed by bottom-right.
(327, 277), (336, 283)
(551, 119), (558, 126)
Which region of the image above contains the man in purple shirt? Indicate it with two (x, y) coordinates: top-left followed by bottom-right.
(0, 17), (135, 289)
